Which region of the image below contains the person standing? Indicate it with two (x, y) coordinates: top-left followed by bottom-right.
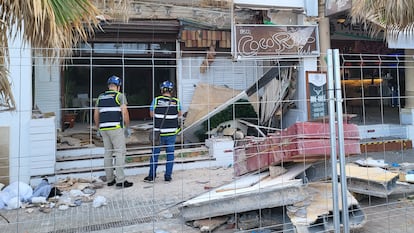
(144, 80), (181, 183)
(94, 75), (133, 188)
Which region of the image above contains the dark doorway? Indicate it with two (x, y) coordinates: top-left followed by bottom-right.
(64, 54), (176, 121)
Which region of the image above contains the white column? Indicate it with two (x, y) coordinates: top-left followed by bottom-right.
(318, 0), (331, 72)
(400, 49), (414, 127)
(8, 29), (32, 184)
(318, 17), (331, 71)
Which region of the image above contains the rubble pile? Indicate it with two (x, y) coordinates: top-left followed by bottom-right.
(0, 177), (108, 214)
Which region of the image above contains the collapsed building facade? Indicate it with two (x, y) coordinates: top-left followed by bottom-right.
(0, 0), (324, 183)
(3, 1), (414, 232)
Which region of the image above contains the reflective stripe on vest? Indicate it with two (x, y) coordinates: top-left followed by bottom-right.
(153, 96), (180, 136)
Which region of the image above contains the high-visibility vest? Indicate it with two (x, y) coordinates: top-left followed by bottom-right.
(97, 91), (123, 130)
(153, 96), (180, 136)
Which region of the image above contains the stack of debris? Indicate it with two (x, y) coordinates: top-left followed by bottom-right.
(181, 122), (414, 232)
(180, 163), (367, 232)
(180, 120), (369, 232)
(234, 121), (361, 176)
(0, 177), (106, 213)
(345, 158), (414, 198)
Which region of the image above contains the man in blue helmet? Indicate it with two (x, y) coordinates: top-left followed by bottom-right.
(94, 75), (133, 188)
(144, 80), (181, 183)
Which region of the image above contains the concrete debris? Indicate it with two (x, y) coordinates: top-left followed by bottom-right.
(39, 206), (52, 213)
(192, 216), (229, 232)
(287, 182), (366, 233)
(0, 176), (105, 215)
(160, 210), (174, 219)
(58, 205), (69, 211)
(92, 196), (107, 208)
(269, 165), (287, 178)
(179, 160), (373, 232)
(180, 163), (310, 221)
(237, 211), (260, 230)
(338, 160), (414, 197)
(57, 124), (162, 149)
(25, 208), (34, 214)
(54, 176), (103, 191)
(31, 196), (47, 204)
(342, 163), (399, 198)
(354, 158), (389, 168)
(206, 119), (248, 138)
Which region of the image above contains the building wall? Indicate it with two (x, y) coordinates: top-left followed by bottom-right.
(34, 58), (61, 127)
(0, 29), (32, 184)
(283, 57), (318, 128)
(29, 117), (56, 177)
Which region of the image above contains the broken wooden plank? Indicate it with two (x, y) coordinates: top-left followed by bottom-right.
(182, 84), (247, 132)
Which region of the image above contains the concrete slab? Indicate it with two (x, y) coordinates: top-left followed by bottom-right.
(180, 163), (310, 221)
(342, 163), (399, 198)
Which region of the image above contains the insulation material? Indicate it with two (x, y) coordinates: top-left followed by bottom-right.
(343, 164), (398, 184)
(183, 83), (242, 128)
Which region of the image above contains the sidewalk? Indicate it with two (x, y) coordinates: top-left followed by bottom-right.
(2, 149), (414, 233)
(0, 166), (233, 233)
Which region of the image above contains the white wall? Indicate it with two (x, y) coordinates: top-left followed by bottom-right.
(0, 29), (32, 184)
(34, 58), (61, 127)
(30, 117), (56, 177)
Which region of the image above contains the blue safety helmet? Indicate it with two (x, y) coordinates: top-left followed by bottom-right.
(107, 75), (122, 86)
(160, 80), (174, 93)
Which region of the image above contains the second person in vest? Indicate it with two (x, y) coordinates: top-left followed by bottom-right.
(144, 80), (181, 183)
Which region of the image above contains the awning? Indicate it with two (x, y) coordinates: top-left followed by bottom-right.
(90, 19), (180, 43)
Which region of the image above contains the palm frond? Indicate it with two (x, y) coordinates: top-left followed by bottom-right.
(0, 0), (101, 111)
(0, 65), (15, 112)
(350, 0), (414, 39)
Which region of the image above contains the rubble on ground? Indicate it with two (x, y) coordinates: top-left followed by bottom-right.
(57, 123), (156, 149)
(0, 176), (107, 213)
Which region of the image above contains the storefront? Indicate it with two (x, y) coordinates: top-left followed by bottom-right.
(63, 20), (179, 121)
(330, 18), (404, 124)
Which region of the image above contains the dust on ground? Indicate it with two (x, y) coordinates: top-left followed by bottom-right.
(94, 166), (235, 203)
